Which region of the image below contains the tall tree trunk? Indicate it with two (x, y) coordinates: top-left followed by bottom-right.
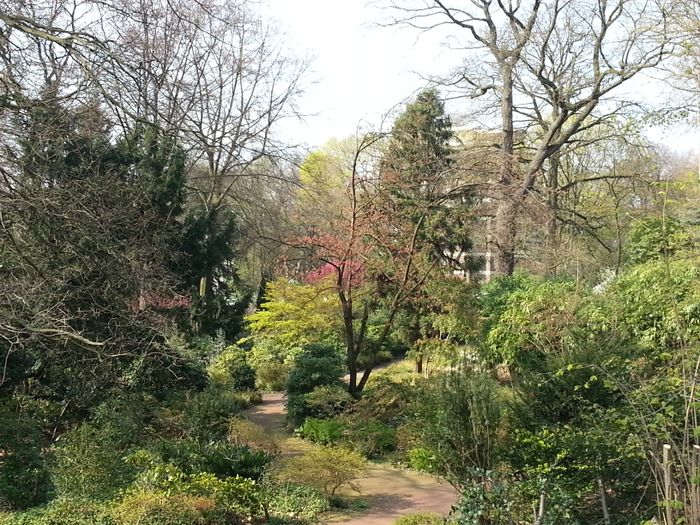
(545, 151), (561, 275)
(494, 63), (517, 276)
(341, 298), (358, 396)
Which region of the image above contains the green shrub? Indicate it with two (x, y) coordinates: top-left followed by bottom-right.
(344, 419), (396, 458)
(123, 457), (263, 521)
(180, 388), (243, 440)
(265, 483), (329, 521)
(228, 418), (279, 454)
(286, 344), (345, 396)
(147, 438), (272, 480)
(0, 407), (51, 510)
(303, 385), (354, 419)
(286, 344), (346, 426)
(407, 447), (437, 473)
(287, 385), (353, 428)
(626, 216), (694, 265)
(0, 498), (112, 525)
(285, 394), (308, 428)
(394, 513), (448, 525)
(253, 361), (290, 391)
(249, 340), (293, 391)
(351, 376), (418, 426)
(89, 393), (160, 444)
(272, 446), (365, 498)
(232, 390), (262, 407)
(110, 489), (224, 525)
(614, 256), (700, 351)
(208, 345), (256, 391)
(50, 423), (136, 501)
(300, 418), (345, 445)
(415, 371), (503, 485)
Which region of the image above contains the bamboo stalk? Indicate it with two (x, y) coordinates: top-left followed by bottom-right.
(664, 444), (673, 525)
(692, 445), (700, 523)
(598, 477), (611, 525)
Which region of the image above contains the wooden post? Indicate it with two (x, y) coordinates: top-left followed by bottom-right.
(598, 477), (611, 525)
(534, 490), (546, 525)
(692, 445), (700, 523)
(664, 444), (673, 525)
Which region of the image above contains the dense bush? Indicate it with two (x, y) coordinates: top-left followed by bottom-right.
(272, 446), (365, 498)
(451, 472), (530, 525)
(147, 439), (272, 481)
(350, 375), (417, 426)
(300, 418), (345, 445)
(286, 344), (345, 396)
(407, 447), (437, 473)
(0, 407), (51, 510)
(228, 418), (279, 454)
(394, 513), (449, 525)
(180, 388), (244, 440)
(110, 490), (225, 525)
(626, 216), (694, 265)
(0, 498), (111, 525)
(286, 344), (346, 426)
(208, 345), (256, 391)
(303, 385), (354, 419)
(248, 339), (296, 391)
(264, 483), (329, 522)
(415, 371), (502, 487)
(50, 423), (137, 501)
(343, 419), (396, 458)
(613, 256), (700, 351)
(288, 385), (354, 428)
(124, 456), (263, 521)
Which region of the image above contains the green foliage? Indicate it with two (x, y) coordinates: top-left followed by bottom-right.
(208, 345), (256, 391)
(626, 216), (694, 265)
(342, 419), (396, 459)
(484, 279), (596, 368)
(407, 447), (438, 474)
(2, 96), (202, 418)
(0, 498), (112, 525)
(381, 88), (474, 271)
(451, 471), (529, 525)
(613, 256), (700, 351)
(272, 446), (366, 498)
(180, 388), (244, 440)
(478, 273), (535, 329)
(145, 439), (272, 481)
(350, 374), (417, 426)
(118, 125), (187, 218)
(50, 423), (137, 501)
(300, 418), (345, 445)
(265, 483), (329, 521)
(394, 512), (449, 525)
(0, 405), (51, 510)
(228, 418), (279, 455)
(246, 279), (341, 350)
(123, 455), (263, 520)
(249, 340), (292, 391)
(110, 490), (225, 525)
(286, 344), (346, 426)
(302, 385), (354, 420)
(415, 371), (503, 486)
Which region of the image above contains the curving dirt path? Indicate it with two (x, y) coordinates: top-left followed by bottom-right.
(243, 392), (458, 525)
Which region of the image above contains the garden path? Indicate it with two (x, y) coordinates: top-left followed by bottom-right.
(243, 392), (458, 525)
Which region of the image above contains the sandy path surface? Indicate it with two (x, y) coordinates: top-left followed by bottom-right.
(243, 392), (458, 525)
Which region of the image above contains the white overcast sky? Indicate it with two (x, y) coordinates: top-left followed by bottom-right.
(262, 0), (699, 156)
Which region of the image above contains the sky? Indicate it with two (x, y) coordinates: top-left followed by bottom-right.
(262, 0), (700, 157)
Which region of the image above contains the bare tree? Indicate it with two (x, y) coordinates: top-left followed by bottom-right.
(384, 0), (672, 275)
